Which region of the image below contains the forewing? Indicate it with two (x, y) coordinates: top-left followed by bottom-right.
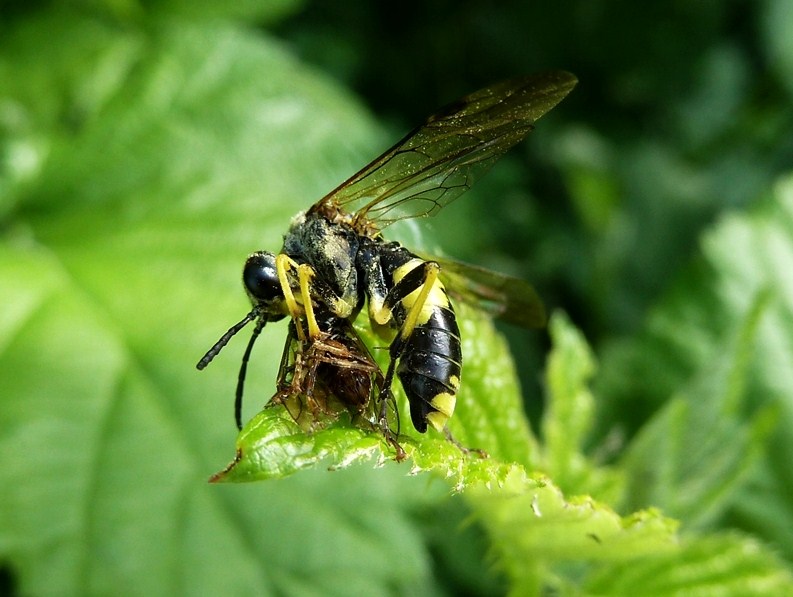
(316, 71), (577, 227)
(430, 255), (547, 328)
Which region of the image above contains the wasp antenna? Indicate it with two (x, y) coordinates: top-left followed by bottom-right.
(234, 318), (266, 430)
(196, 309), (258, 370)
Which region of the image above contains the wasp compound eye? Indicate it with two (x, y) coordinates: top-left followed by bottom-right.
(243, 252), (281, 303)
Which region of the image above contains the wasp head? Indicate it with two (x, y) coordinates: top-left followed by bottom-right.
(243, 251), (288, 322)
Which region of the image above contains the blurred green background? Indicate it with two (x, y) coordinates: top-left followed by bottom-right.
(2, 0), (793, 595)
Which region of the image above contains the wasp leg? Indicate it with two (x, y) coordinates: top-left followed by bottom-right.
(275, 255), (331, 341)
(275, 254), (306, 341)
(276, 253), (358, 341)
(296, 264), (363, 339)
(394, 262), (440, 340)
(297, 264), (322, 340)
(371, 261), (443, 425)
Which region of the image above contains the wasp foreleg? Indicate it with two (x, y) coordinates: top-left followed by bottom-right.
(275, 254), (357, 341)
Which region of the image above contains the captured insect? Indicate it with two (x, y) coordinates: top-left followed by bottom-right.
(270, 308), (385, 433)
(197, 71), (577, 447)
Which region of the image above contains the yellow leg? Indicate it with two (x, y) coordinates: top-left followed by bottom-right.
(276, 254), (305, 341)
(298, 264), (321, 339)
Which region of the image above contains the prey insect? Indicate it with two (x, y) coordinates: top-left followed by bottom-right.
(268, 309), (407, 457)
(198, 71), (577, 448)
(271, 311), (384, 430)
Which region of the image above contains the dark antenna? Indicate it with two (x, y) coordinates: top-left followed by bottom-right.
(234, 319), (265, 430)
(196, 309), (258, 370)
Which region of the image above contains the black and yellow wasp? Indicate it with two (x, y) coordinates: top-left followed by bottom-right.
(198, 71), (577, 446)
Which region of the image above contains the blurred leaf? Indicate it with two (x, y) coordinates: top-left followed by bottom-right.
(620, 290), (777, 528)
(46, 0), (306, 24)
(597, 175), (793, 564)
(762, 0), (793, 95)
(541, 313), (624, 503)
(584, 534), (793, 596)
(672, 43), (749, 149)
(145, 0), (305, 24)
(0, 11), (444, 597)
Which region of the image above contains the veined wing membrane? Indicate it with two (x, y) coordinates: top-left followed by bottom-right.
(314, 71), (577, 228)
(427, 255), (547, 329)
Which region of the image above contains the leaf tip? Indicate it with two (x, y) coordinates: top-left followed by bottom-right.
(208, 448), (243, 484)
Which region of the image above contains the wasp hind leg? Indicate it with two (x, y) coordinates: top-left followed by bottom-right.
(369, 261), (443, 426)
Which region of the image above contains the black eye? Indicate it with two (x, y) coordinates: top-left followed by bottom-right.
(243, 252), (281, 303)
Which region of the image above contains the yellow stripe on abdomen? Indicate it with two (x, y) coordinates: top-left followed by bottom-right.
(392, 259), (450, 325)
(426, 392), (456, 432)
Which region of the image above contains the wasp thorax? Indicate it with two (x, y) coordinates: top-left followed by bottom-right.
(243, 251), (282, 304)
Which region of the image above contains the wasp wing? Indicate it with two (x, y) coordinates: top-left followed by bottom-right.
(314, 71), (577, 228)
(428, 255), (547, 328)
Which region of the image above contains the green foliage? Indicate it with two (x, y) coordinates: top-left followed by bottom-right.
(583, 534), (793, 596)
(0, 9), (431, 597)
(216, 311), (683, 594)
(2, 3), (793, 596)
(619, 290), (777, 528)
(597, 179), (793, 565)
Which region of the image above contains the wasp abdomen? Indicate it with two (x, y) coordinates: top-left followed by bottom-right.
(397, 308), (462, 433)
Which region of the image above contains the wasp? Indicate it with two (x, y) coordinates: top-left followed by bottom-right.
(198, 71), (577, 444)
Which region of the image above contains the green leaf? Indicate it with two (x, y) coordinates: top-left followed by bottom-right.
(620, 290), (778, 528)
(453, 314), (677, 594)
(465, 311), (791, 595)
(146, 0), (304, 24)
(466, 469), (677, 596)
(584, 534), (793, 596)
(762, 0), (793, 95)
(541, 312), (624, 503)
(210, 409), (384, 483)
(0, 12), (443, 596)
(596, 177), (793, 567)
